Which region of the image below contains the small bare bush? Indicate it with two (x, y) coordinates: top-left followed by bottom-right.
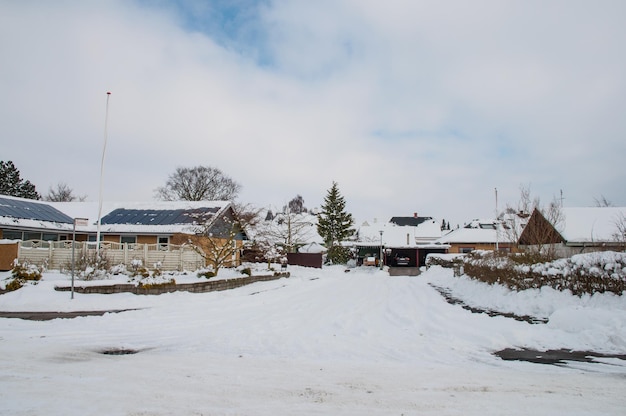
(67, 250), (111, 280)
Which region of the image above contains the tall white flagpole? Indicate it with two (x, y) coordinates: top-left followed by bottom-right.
(96, 92), (111, 258)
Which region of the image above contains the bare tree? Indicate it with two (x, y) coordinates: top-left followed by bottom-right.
(285, 195), (307, 214)
(594, 195), (613, 207)
(518, 199), (565, 259)
(613, 212), (626, 251)
(186, 208), (247, 275)
(232, 202), (263, 231)
(44, 182), (86, 202)
(155, 166), (241, 201)
(255, 205), (317, 254)
(502, 184), (564, 259)
(500, 184), (536, 247)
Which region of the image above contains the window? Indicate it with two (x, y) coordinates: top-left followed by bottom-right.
(2, 230), (22, 240)
(42, 233), (58, 241)
(121, 235), (137, 249)
(158, 236), (169, 251)
(460, 247), (474, 253)
(24, 232), (42, 241)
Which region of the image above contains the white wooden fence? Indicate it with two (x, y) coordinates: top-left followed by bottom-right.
(17, 240), (206, 272)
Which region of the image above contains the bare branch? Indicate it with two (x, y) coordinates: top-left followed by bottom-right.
(155, 166), (241, 201)
(44, 182), (86, 202)
(594, 195), (613, 207)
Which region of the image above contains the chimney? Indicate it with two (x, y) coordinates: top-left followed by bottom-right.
(413, 212), (418, 218)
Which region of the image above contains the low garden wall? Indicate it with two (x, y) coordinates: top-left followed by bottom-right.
(54, 273), (290, 295)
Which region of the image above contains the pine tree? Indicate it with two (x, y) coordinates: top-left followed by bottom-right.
(0, 161), (40, 199)
(317, 182), (355, 263)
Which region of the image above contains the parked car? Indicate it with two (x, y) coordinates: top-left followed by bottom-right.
(395, 256), (410, 266)
(363, 256), (377, 266)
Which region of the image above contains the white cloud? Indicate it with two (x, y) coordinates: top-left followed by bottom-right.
(1, 0), (625, 227)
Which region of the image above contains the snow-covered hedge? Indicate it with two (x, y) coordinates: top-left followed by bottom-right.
(425, 253), (465, 269)
(463, 250), (626, 296)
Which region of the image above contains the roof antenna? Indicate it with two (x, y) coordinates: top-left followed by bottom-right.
(96, 92), (111, 259)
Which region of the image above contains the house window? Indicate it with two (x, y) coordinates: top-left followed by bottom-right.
(121, 235), (137, 249)
(24, 232), (42, 241)
(2, 230), (22, 240)
(42, 233), (58, 241)
(158, 236), (169, 251)
(460, 247), (474, 253)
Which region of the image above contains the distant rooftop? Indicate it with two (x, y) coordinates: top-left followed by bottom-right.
(389, 215), (433, 227)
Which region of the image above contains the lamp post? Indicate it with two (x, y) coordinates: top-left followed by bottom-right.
(379, 230), (384, 270)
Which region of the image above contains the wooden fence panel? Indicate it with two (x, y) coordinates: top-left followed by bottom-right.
(17, 241), (205, 272)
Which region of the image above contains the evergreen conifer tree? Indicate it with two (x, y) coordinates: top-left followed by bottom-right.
(317, 182), (355, 263)
(0, 161), (40, 199)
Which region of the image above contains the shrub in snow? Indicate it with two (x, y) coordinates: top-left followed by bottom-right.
(130, 266), (150, 278)
(426, 254), (464, 270)
(462, 251), (626, 296)
(325, 245), (352, 265)
(137, 277), (176, 289)
(67, 250), (110, 280)
(197, 269), (216, 279)
(109, 264), (128, 275)
(2, 260), (43, 292)
(11, 260), (43, 281)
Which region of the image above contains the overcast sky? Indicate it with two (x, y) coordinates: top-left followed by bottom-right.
(1, 0), (625, 227)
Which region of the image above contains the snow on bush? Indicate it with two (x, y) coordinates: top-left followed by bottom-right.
(463, 250), (626, 296)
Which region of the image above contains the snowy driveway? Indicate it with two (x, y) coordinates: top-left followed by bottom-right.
(1, 266), (625, 415)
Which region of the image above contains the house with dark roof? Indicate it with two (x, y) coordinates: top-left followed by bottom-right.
(389, 213), (433, 228)
(0, 195), (247, 271)
(355, 214), (446, 268)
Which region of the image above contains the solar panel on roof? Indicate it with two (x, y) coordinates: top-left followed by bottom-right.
(100, 207), (220, 225)
(0, 196), (74, 224)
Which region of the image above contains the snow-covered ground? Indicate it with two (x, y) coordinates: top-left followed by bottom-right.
(1, 265), (625, 415)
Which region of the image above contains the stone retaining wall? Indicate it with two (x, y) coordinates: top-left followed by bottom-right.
(54, 273), (290, 295)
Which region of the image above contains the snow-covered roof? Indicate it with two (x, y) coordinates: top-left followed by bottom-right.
(357, 217), (442, 247)
(437, 227), (508, 244)
(560, 207), (626, 243)
(436, 218), (517, 245)
(0, 195), (232, 235)
(298, 242), (327, 253)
